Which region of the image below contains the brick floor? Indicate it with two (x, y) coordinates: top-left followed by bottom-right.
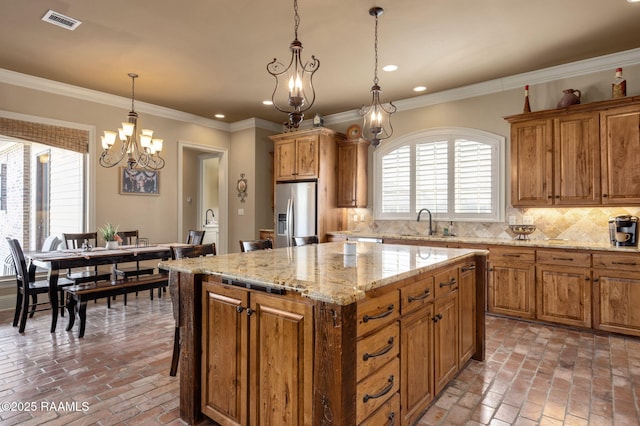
(1, 296), (639, 425)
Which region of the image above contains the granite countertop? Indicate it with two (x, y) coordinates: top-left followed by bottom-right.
(328, 231), (640, 253)
(159, 241), (486, 305)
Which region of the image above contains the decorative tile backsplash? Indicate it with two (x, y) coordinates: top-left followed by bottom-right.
(346, 206), (640, 244)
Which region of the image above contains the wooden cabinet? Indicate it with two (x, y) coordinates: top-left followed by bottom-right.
(535, 250), (592, 328)
(433, 267), (459, 394)
(201, 281), (314, 426)
(488, 247), (536, 319)
(506, 96), (640, 206)
(600, 105), (640, 204)
(458, 261), (476, 366)
(399, 274), (434, 426)
(273, 133), (319, 181)
(258, 229), (274, 241)
(337, 138), (369, 207)
(593, 252), (640, 337)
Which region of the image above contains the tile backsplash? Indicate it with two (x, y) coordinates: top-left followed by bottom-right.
(346, 207), (640, 244)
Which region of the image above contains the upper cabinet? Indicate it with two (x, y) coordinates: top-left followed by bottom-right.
(337, 138), (369, 208)
(506, 96), (640, 207)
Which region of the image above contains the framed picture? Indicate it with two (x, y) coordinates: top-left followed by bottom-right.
(120, 168), (159, 195)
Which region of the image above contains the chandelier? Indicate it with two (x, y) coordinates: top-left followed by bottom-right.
(267, 0), (319, 130)
(360, 7), (396, 147)
(99, 73), (165, 170)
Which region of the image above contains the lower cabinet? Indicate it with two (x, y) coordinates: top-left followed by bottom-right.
(593, 252), (640, 337)
(433, 267), (459, 394)
(536, 250), (592, 328)
(459, 261), (477, 365)
(201, 281), (314, 426)
(488, 247), (536, 319)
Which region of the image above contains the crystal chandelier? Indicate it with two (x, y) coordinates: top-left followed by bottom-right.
(99, 73), (165, 170)
(360, 7), (396, 147)
(267, 0), (319, 130)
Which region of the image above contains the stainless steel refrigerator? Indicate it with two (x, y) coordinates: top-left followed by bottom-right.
(274, 181), (317, 248)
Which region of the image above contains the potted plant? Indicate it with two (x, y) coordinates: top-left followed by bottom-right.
(99, 223), (122, 249)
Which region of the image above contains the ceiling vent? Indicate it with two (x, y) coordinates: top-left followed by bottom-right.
(41, 10), (82, 31)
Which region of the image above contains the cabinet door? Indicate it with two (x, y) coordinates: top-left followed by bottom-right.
(202, 282), (249, 426)
(434, 291), (458, 394)
(294, 135), (319, 179)
(458, 262), (476, 365)
(400, 303), (434, 426)
(600, 105), (640, 204)
(274, 139), (298, 181)
(510, 119), (553, 206)
(337, 142), (358, 207)
(488, 262), (536, 319)
(249, 293), (314, 426)
(594, 269), (640, 337)
(553, 112), (601, 205)
(536, 265), (591, 328)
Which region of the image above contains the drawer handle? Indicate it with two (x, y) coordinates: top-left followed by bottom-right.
(461, 265), (476, 272)
(386, 412), (396, 426)
(363, 304), (394, 323)
(439, 278), (457, 288)
(408, 289), (431, 302)
(503, 254), (521, 257)
(363, 375), (394, 403)
(612, 261), (637, 266)
(363, 337), (395, 361)
(552, 256), (574, 261)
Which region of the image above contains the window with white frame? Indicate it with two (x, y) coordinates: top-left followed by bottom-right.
(373, 128), (505, 222)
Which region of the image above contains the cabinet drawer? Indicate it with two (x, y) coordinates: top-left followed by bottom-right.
(358, 392), (399, 426)
(400, 275), (434, 314)
(357, 322), (399, 383)
(489, 247), (535, 263)
(357, 291), (400, 337)
(593, 252), (640, 272)
(434, 267), (459, 298)
(536, 250), (590, 266)
(356, 357), (399, 424)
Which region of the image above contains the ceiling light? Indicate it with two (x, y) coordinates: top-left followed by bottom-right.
(628, 0), (640, 3)
(214, 114), (225, 119)
(266, 0), (319, 130)
(382, 65), (398, 72)
(413, 86), (427, 92)
(262, 100), (273, 106)
(99, 73), (165, 171)
(360, 7), (396, 148)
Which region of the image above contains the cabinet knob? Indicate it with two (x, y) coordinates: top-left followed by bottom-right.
(236, 306), (244, 313)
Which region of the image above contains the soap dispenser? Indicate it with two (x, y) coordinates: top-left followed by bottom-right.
(448, 221), (456, 237)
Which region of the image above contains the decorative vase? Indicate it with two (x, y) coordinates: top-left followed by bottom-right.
(105, 241), (119, 250)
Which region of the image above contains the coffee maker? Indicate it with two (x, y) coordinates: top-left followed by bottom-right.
(608, 215), (639, 247)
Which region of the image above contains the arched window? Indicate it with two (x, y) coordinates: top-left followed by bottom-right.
(373, 127), (505, 222)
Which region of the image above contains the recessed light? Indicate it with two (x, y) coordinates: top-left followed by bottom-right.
(214, 114), (225, 119)
(628, 0), (640, 3)
(262, 100), (273, 106)
(413, 86), (427, 92)
(382, 65), (398, 72)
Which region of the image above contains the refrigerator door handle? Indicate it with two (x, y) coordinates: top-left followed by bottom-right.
(286, 198), (293, 247)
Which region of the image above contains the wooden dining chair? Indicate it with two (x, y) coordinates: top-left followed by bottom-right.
(293, 235), (319, 246)
(114, 230), (155, 278)
(186, 229), (205, 245)
(169, 243), (216, 376)
(6, 237), (73, 333)
(239, 239), (273, 252)
(62, 232), (112, 284)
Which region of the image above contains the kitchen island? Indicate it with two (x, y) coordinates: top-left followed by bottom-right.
(159, 241), (487, 426)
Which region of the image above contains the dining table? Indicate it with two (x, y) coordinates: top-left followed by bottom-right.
(25, 243), (189, 333)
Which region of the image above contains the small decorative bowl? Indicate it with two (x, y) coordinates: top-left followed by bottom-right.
(509, 225), (536, 240)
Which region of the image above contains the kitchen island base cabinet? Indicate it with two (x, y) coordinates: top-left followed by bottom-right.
(201, 281), (314, 426)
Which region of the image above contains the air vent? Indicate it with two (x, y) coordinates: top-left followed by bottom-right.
(41, 10), (82, 31)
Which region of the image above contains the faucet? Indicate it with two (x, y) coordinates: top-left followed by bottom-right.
(417, 208), (435, 235)
(205, 209), (215, 225)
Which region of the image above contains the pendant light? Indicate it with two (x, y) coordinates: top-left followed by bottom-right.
(99, 73), (165, 171)
(267, 0), (320, 130)
(360, 7), (396, 147)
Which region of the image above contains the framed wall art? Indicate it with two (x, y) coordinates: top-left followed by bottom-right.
(120, 167), (160, 195)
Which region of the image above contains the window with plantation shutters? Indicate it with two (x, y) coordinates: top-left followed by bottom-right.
(373, 128), (505, 222)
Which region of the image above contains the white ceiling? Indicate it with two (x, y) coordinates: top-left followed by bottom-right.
(2, 0), (640, 125)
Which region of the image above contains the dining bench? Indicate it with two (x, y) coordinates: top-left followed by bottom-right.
(64, 273), (169, 337)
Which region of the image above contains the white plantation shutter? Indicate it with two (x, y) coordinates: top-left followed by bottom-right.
(374, 128), (504, 222)
(380, 146), (410, 214)
(454, 139), (493, 214)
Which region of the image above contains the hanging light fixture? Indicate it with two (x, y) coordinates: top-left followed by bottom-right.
(266, 0), (319, 130)
(99, 73), (165, 170)
(360, 7), (396, 147)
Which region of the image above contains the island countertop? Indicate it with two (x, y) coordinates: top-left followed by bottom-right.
(158, 241), (486, 305)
